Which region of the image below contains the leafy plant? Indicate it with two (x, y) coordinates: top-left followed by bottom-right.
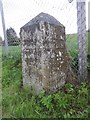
(2, 49), (89, 118)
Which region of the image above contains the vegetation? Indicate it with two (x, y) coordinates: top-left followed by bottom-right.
(2, 56), (89, 118)
(6, 27), (20, 46)
(66, 32), (90, 72)
(1, 32), (90, 118)
(2, 46), (21, 59)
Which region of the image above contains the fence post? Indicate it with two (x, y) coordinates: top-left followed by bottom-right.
(77, 0), (87, 82)
(0, 0), (8, 56)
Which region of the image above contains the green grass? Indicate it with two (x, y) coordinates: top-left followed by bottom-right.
(66, 32), (90, 57)
(66, 32), (90, 71)
(66, 33), (78, 57)
(1, 33), (90, 118)
(2, 46), (21, 59)
(2, 57), (89, 118)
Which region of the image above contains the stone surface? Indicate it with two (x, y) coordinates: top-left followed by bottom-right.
(20, 12), (75, 94)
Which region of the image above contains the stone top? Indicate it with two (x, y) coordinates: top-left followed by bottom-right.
(21, 12), (64, 29)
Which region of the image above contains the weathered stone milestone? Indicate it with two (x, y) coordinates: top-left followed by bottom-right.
(20, 12), (74, 94)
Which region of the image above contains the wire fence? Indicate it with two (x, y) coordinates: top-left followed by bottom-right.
(1, 0), (89, 82)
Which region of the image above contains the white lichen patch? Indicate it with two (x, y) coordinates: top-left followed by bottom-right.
(59, 51), (62, 57)
(61, 61), (64, 64)
(24, 54), (27, 59)
(60, 35), (64, 40)
(30, 54), (34, 58)
(48, 51), (50, 55)
(27, 55), (31, 59)
(57, 67), (60, 70)
(51, 53), (55, 58)
(57, 58), (59, 61)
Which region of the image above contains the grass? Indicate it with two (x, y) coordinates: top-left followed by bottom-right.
(66, 33), (78, 57)
(66, 32), (90, 57)
(2, 57), (89, 118)
(2, 46), (21, 59)
(1, 32), (90, 118)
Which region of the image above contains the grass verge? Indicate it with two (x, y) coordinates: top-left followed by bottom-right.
(2, 56), (89, 118)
